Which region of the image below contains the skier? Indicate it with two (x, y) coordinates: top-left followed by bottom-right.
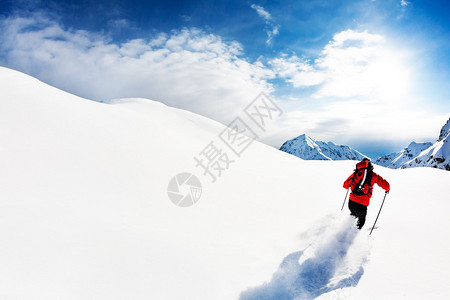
(343, 158), (390, 229)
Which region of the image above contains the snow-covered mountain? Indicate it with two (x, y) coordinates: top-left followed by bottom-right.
(438, 118), (450, 142)
(375, 118), (450, 171)
(279, 133), (368, 161)
(375, 141), (433, 168)
(401, 133), (450, 171)
(1, 66), (450, 299)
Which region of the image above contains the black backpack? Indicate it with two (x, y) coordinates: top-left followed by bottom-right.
(350, 159), (373, 196)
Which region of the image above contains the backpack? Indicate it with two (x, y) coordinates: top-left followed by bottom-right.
(350, 159), (373, 196)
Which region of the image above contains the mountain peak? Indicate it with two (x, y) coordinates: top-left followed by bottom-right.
(280, 134), (367, 161)
(293, 133), (318, 148)
(406, 141), (432, 151)
(294, 133), (313, 141)
(438, 118), (450, 142)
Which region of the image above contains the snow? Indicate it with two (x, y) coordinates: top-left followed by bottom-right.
(241, 215), (367, 300)
(1, 66), (450, 299)
(280, 134), (368, 161)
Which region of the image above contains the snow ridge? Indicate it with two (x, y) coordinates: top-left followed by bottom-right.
(280, 134), (368, 161)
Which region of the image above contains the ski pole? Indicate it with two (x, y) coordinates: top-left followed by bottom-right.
(341, 189), (349, 211)
(370, 191), (388, 235)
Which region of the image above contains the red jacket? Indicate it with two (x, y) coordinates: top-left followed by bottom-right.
(343, 171), (390, 206)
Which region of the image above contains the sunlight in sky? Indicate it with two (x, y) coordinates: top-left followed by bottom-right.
(369, 49), (412, 102)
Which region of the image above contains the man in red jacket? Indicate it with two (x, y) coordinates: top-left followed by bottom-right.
(343, 158), (390, 229)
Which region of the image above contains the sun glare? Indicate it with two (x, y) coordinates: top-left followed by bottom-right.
(369, 48), (412, 101)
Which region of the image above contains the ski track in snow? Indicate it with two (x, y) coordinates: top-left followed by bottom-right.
(240, 215), (370, 300)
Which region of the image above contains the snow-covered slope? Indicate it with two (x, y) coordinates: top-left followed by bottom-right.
(375, 141), (433, 168)
(375, 118), (450, 171)
(280, 134), (368, 161)
(1, 67), (450, 299)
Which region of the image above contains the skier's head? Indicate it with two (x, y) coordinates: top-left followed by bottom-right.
(356, 158), (373, 170)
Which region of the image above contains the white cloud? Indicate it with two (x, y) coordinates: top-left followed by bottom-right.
(250, 4), (280, 45)
(250, 4), (272, 21)
(270, 30), (411, 100)
(400, 0), (409, 7)
(269, 55), (326, 87)
(0, 13), (274, 125)
(266, 25), (280, 45)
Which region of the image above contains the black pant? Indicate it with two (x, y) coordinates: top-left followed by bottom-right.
(348, 200), (367, 229)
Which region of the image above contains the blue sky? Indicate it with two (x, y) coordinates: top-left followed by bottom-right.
(1, 0), (449, 158)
